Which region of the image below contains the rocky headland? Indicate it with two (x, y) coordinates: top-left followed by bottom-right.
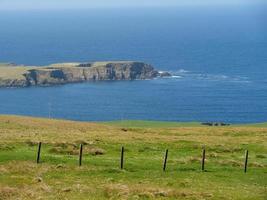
(0, 61), (171, 87)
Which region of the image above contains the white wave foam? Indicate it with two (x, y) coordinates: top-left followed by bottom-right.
(177, 69), (190, 73)
(165, 69), (251, 83)
(171, 75), (182, 79)
(170, 69), (190, 74)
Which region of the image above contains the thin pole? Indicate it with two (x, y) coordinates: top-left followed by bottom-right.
(79, 144), (83, 166)
(244, 150), (249, 173)
(37, 142), (42, 164)
(163, 149), (169, 171)
(120, 146), (124, 170)
(202, 147), (206, 171)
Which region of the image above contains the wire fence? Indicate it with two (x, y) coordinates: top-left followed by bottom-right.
(35, 142), (251, 173)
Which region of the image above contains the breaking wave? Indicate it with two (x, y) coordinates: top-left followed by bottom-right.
(167, 69), (251, 83)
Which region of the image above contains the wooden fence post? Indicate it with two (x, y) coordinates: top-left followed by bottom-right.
(244, 150), (249, 173)
(79, 144), (83, 166)
(202, 147), (206, 171)
(36, 142), (42, 164)
(163, 149), (168, 171)
(120, 146), (124, 170)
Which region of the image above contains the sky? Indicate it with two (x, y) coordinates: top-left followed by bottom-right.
(0, 0), (266, 10)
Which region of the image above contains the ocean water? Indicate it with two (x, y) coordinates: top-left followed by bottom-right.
(0, 6), (267, 123)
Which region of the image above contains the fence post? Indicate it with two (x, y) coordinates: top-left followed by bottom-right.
(163, 149), (168, 171)
(244, 150), (249, 173)
(79, 144), (83, 166)
(120, 146), (124, 170)
(36, 142), (42, 164)
(202, 147), (206, 171)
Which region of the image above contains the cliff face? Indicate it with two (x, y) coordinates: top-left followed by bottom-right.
(0, 61), (167, 87)
(0, 78), (28, 88)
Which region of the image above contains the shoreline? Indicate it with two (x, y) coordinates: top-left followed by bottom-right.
(0, 114), (266, 127)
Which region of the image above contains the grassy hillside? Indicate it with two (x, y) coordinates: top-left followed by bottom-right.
(0, 115), (266, 199)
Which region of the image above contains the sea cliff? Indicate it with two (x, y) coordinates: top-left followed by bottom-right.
(0, 61), (170, 87)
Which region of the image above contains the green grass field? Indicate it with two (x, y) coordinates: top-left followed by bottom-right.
(0, 115), (266, 199)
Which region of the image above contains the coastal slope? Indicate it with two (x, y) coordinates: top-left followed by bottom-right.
(0, 61), (168, 87)
(0, 115), (266, 199)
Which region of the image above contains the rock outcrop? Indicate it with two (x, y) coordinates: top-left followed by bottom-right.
(0, 61), (169, 87)
(0, 78), (28, 87)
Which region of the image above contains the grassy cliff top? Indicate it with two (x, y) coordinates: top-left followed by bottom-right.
(0, 61), (139, 80)
(0, 66), (38, 80)
(0, 115), (266, 199)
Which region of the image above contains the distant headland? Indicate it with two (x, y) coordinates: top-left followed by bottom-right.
(0, 61), (171, 88)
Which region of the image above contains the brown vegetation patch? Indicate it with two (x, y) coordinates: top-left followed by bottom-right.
(74, 140), (92, 145)
(256, 154), (267, 159)
(104, 183), (214, 199)
(216, 159), (265, 168)
(177, 156), (202, 165)
(249, 162), (265, 168)
(0, 186), (18, 199)
(49, 143), (106, 156)
(25, 140), (38, 147)
(4, 161), (37, 173)
(89, 148), (105, 156)
(208, 145), (243, 153)
(208, 152), (219, 158)
(49, 144), (79, 155)
(0, 166), (8, 174)
(217, 159), (243, 167)
(0, 143), (15, 151)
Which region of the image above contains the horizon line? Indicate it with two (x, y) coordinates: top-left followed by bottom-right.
(0, 2), (266, 11)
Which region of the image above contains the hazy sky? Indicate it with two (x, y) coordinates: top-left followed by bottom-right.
(0, 0), (266, 10)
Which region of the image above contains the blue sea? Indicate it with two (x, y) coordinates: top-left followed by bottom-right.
(0, 5), (267, 123)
